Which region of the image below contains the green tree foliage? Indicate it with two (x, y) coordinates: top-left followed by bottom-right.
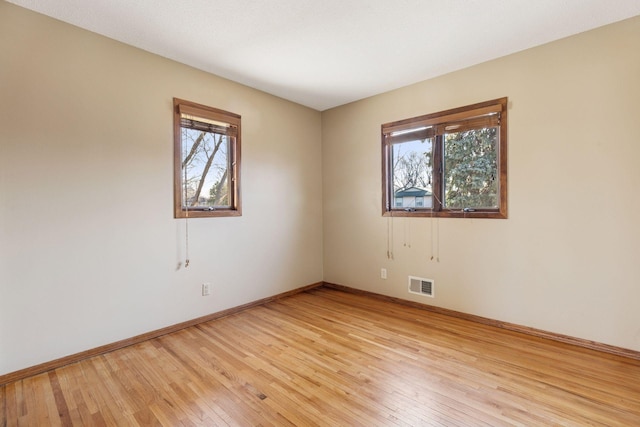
(443, 127), (498, 209)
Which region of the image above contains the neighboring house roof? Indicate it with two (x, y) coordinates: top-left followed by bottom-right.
(395, 187), (431, 197)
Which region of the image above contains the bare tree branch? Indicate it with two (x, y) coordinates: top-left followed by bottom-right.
(210, 168), (229, 206)
(182, 131), (206, 169)
(191, 134), (224, 205)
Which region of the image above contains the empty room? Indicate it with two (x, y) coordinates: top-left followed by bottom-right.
(1, 0), (640, 425)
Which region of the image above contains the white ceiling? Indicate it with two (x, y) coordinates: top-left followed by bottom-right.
(7, 0), (640, 111)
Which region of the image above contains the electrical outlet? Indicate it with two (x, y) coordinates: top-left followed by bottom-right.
(381, 268), (387, 279)
(202, 283), (211, 296)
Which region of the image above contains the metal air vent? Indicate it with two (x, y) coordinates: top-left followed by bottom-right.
(408, 276), (434, 297)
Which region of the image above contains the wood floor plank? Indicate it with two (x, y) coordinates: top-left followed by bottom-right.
(2, 287), (640, 426)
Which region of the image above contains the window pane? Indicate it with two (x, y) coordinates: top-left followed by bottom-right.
(391, 137), (433, 209)
(181, 127), (231, 209)
(382, 97), (507, 218)
(443, 127), (498, 209)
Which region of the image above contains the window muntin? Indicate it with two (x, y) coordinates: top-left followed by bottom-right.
(382, 98), (507, 219)
(174, 98), (241, 218)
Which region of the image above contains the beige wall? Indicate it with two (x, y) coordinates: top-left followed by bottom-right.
(0, 3), (323, 375)
(2, 2), (639, 377)
(322, 16), (640, 351)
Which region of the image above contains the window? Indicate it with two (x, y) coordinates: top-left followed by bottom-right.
(173, 98), (241, 218)
(382, 97), (507, 219)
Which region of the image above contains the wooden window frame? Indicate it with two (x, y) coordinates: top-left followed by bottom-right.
(382, 97), (508, 219)
(173, 98), (242, 218)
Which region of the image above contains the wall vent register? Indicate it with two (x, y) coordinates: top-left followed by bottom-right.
(408, 276), (434, 297)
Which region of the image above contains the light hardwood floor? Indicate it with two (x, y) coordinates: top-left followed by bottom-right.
(2, 287), (640, 426)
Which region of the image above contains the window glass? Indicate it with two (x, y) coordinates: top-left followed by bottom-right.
(381, 97), (507, 218)
(391, 136), (433, 210)
(443, 127), (498, 209)
(180, 122), (231, 209)
(174, 98), (241, 218)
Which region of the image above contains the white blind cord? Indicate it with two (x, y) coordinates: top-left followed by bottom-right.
(387, 212), (394, 260)
(403, 218), (411, 248)
(183, 130), (190, 268)
(429, 193), (442, 262)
